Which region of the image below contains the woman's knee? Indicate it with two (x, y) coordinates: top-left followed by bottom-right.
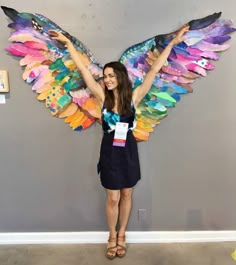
(120, 188), (132, 201)
(107, 190), (120, 207)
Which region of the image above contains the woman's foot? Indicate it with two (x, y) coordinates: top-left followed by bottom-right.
(106, 235), (117, 259)
(117, 233), (126, 257)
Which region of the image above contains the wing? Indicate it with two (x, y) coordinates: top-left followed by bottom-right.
(119, 12), (236, 141)
(1, 6), (103, 131)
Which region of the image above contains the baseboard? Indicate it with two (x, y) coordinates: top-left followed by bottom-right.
(0, 231), (236, 244)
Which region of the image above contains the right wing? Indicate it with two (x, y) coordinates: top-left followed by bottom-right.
(119, 12), (235, 141)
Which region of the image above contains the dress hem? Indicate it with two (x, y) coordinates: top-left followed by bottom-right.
(100, 178), (141, 190)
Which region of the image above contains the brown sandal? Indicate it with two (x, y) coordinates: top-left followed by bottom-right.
(106, 236), (117, 259)
(117, 235), (126, 258)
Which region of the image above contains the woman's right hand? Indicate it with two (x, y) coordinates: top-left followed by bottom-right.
(48, 30), (70, 45)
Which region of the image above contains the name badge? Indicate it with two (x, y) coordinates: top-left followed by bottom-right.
(113, 122), (129, 147)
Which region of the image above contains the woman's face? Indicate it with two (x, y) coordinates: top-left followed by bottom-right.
(103, 67), (118, 91)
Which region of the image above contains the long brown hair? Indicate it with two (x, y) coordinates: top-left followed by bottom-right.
(103, 62), (133, 115)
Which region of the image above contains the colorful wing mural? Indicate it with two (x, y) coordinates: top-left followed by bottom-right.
(1, 6), (235, 140)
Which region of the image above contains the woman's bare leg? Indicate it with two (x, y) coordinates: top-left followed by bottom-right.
(105, 189), (120, 258)
(117, 188), (133, 256)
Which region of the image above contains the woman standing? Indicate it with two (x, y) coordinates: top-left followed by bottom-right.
(49, 26), (188, 259)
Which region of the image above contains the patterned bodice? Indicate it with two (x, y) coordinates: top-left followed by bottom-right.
(101, 103), (136, 133)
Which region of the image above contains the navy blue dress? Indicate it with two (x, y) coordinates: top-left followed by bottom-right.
(98, 103), (141, 190)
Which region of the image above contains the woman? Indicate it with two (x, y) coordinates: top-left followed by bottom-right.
(49, 26), (188, 259)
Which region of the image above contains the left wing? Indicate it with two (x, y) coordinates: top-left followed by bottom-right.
(120, 12), (236, 141)
(1, 6), (103, 131)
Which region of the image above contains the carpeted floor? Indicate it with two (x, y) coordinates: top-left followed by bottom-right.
(0, 242), (235, 265)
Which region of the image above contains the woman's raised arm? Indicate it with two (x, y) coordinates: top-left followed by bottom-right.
(49, 30), (105, 106)
(132, 26), (189, 107)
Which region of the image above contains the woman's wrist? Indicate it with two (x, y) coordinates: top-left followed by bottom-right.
(65, 39), (73, 48)
(168, 40), (175, 48)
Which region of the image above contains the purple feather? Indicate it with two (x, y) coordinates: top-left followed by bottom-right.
(133, 55), (147, 68)
(8, 22), (27, 30)
(205, 35), (231, 44)
(192, 40), (229, 51)
(208, 26), (236, 37)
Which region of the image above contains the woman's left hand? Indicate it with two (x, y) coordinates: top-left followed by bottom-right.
(170, 26), (190, 46)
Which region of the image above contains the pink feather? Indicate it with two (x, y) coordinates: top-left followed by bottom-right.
(24, 41), (48, 51)
(187, 47), (219, 60)
(5, 43), (43, 57)
(20, 55), (47, 66)
(70, 90), (90, 107)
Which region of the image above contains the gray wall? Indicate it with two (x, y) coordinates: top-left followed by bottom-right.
(0, 0), (235, 232)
